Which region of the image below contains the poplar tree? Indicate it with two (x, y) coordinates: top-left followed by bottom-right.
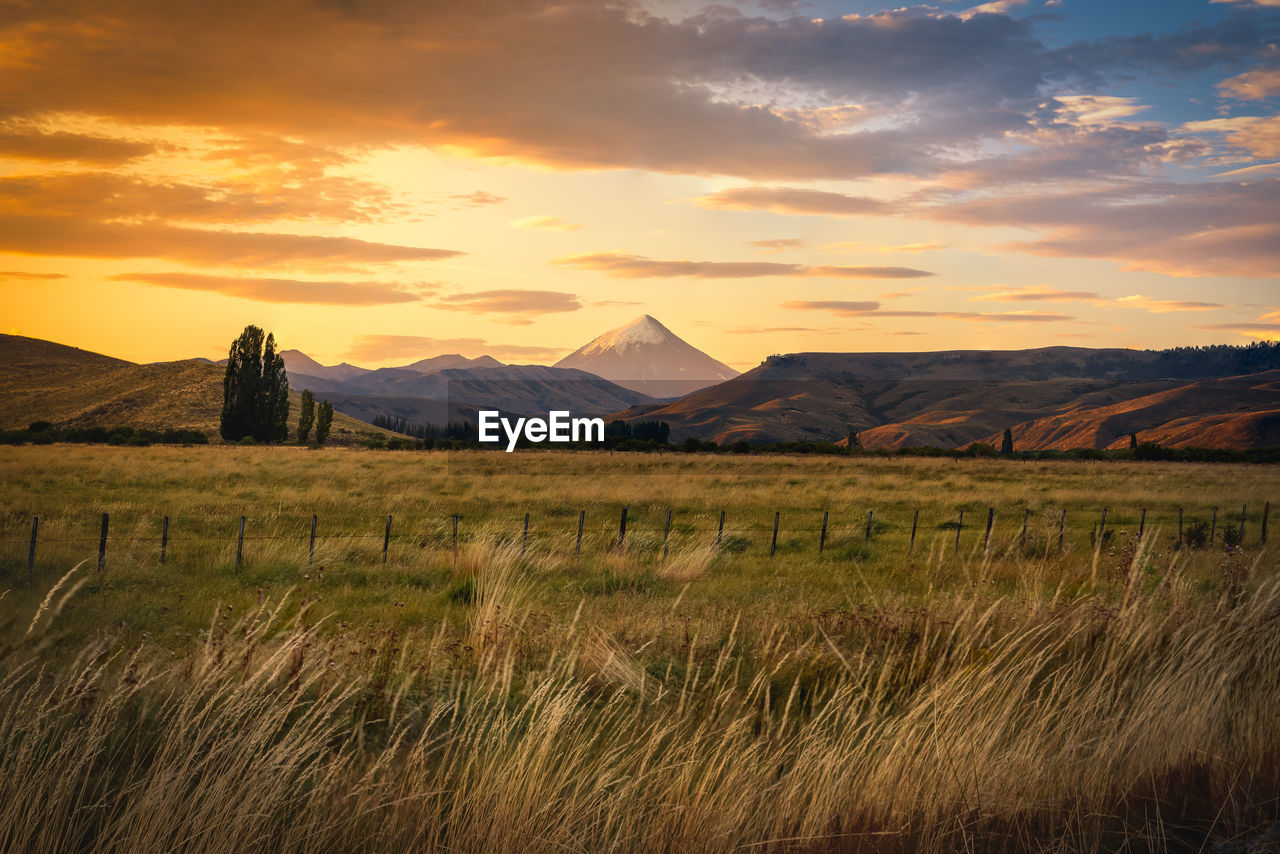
(1000, 428), (1014, 455)
(219, 325), (290, 443)
(315, 400), (334, 445)
(297, 390), (315, 443)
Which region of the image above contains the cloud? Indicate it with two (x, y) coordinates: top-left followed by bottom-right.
(1217, 67), (1280, 99)
(697, 187), (891, 216)
(0, 127), (155, 164)
(0, 172), (400, 224)
(510, 215), (583, 232)
(555, 252), (932, 279)
(748, 238), (803, 253)
(1183, 115), (1280, 159)
(820, 241), (946, 253)
(111, 272), (431, 305)
(450, 191), (507, 207)
(0, 270), (66, 280)
(0, 214), (462, 267)
(726, 325), (830, 334)
(1116, 295), (1228, 312)
(930, 180), (1280, 277)
(0, 1), (1275, 184)
(971, 286), (1106, 303)
(346, 334), (564, 362)
(783, 300), (1074, 322)
(958, 0), (1028, 21)
(1190, 321), (1280, 338)
(435, 289), (582, 318)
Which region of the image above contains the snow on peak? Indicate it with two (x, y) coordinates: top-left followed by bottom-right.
(583, 315), (673, 353)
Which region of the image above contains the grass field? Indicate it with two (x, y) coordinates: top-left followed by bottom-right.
(1, 446), (1278, 852)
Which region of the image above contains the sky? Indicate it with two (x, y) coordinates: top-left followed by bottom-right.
(1, 0), (1277, 371)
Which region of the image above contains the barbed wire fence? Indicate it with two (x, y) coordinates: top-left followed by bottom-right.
(2, 499), (1271, 586)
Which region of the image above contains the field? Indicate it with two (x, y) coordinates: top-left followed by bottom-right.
(1, 446), (1278, 852)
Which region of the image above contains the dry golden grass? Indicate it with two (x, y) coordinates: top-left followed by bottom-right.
(0, 446), (1277, 851)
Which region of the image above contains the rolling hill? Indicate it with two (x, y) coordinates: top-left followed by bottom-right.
(615, 348), (1280, 449)
(0, 334), (401, 444)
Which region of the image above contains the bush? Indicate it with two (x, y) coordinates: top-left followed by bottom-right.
(1183, 520), (1210, 549)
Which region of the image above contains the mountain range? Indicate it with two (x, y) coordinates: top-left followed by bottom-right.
(4, 324), (1278, 451)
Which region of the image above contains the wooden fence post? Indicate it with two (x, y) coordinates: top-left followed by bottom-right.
(1058, 509), (1066, 554)
(909, 509), (919, 556)
(1240, 504), (1247, 543)
(1210, 507), (1217, 544)
(308, 514), (317, 566)
(865, 510), (873, 542)
(955, 510), (963, 552)
(236, 515), (245, 569)
(97, 512), (109, 572)
(161, 515), (169, 565)
(1020, 508), (1029, 549)
(1138, 508), (1146, 539)
(27, 516), (38, 584)
(383, 515), (391, 564)
(1098, 508), (1107, 546)
(662, 509), (672, 560)
(770, 512), (780, 559)
(984, 507), (994, 552)
(819, 511), (828, 554)
(522, 512), (529, 555)
(1178, 508), (1183, 550)
(717, 510), (725, 546)
(618, 506), (627, 553)
(575, 510), (584, 559)
(1262, 501), (1269, 544)
(452, 514), (460, 566)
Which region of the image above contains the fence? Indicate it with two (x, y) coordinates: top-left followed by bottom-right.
(4, 499), (1271, 584)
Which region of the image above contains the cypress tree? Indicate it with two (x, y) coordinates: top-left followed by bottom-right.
(297, 390), (315, 443)
(315, 400), (334, 445)
(1000, 428), (1014, 455)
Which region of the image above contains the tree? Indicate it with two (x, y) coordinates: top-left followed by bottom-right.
(315, 400), (334, 445)
(1129, 432), (1139, 450)
(847, 425), (862, 452)
(297, 390), (315, 443)
(259, 333), (290, 442)
(219, 325), (290, 443)
(1000, 428), (1014, 455)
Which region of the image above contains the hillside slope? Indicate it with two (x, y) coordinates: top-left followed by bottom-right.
(0, 335), (400, 443)
(982, 371), (1280, 450)
(617, 348), (1280, 448)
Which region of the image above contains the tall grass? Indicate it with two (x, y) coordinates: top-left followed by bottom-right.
(2, 541), (1277, 852)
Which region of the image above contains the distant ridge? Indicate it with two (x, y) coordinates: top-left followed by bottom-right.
(555, 315), (738, 397)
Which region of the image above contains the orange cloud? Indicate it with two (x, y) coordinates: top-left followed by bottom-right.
(0, 127), (155, 163)
(0, 215), (462, 267)
(555, 252), (932, 279)
(435, 289), (582, 317)
(783, 300), (1074, 322)
(111, 272), (432, 305)
(696, 187), (892, 216)
(510, 215), (583, 232)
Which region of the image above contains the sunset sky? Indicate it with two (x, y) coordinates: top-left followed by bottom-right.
(1, 0), (1278, 370)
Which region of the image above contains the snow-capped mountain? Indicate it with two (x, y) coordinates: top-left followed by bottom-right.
(554, 315), (738, 397)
